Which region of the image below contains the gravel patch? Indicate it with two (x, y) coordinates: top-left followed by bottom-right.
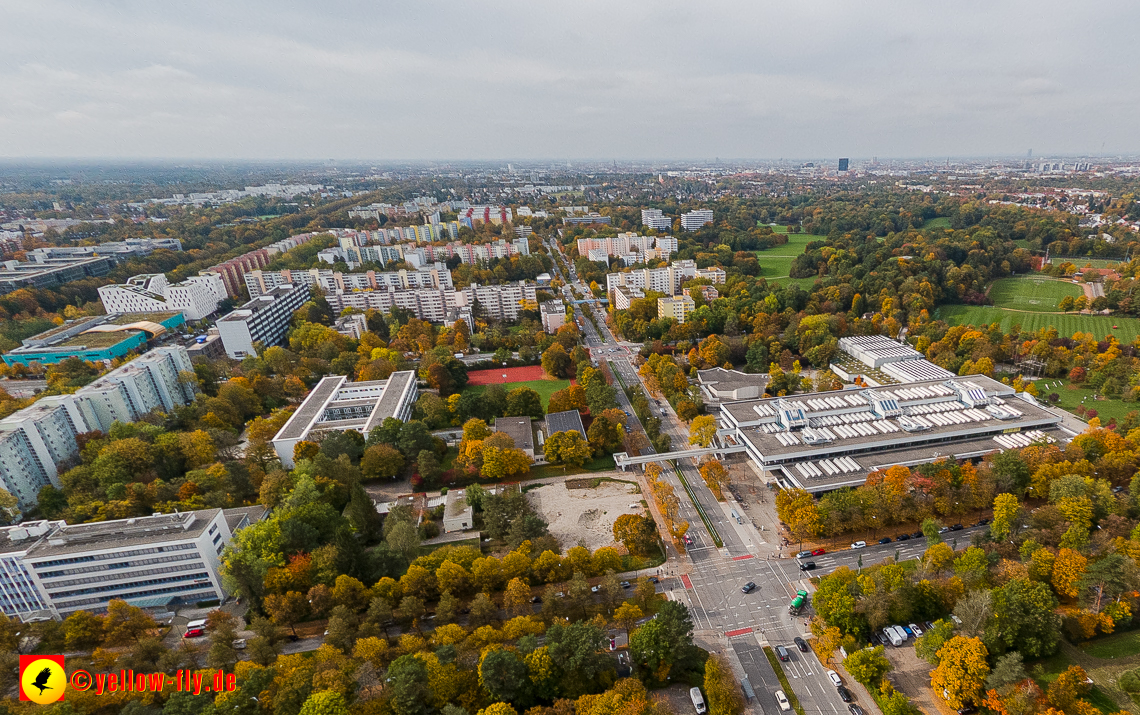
(525, 475), (645, 551)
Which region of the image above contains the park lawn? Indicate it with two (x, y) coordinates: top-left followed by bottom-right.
(922, 217), (953, 229)
(989, 276), (1083, 312)
(754, 232), (828, 286)
(465, 378), (571, 412)
(1031, 650), (1121, 714)
(529, 453), (615, 479)
(937, 305), (1140, 342)
(1082, 630), (1140, 660)
(1036, 377), (1139, 427)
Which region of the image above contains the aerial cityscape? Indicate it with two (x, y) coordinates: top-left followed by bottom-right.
(2, 3), (1140, 715)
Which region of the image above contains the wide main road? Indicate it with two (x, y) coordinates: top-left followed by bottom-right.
(546, 246), (853, 715)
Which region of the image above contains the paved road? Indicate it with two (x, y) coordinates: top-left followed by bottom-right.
(549, 240), (860, 714)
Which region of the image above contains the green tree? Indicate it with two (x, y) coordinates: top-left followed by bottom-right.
(541, 343), (573, 379)
(63, 611), (105, 651)
(915, 619), (955, 665)
(298, 691), (349, 715)
(479, 648), (530, 705)
(102, 600), (156, 646)
(544, 430), (592, 467)
(388, 654), (431, 715)
(989, 578), (1061, 658)
(986, 652), (1027, 691)
(704, 653), (745, 715)
(629, 600), (695, 684)
(843, 646), (891, 686)
(362, 444), (405, 479)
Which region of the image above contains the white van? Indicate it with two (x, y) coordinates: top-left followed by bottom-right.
(730, 509), (743, 524)
(890, 625), (909, 644)
(690, 687), (707, 714)
(885, 627), (904, 647)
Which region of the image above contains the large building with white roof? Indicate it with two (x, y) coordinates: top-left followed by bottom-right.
(273, 371), (418, 468)
(718, 374), (1067, 493)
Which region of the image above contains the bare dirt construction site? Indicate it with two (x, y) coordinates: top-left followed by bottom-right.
(525, 475), (646, 551)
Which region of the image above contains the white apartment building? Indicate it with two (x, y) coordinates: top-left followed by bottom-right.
(273, 373), (418, 468)
(576, 233), (654, 259)
(325, 287), (454, 323)
(655, 237), (678, 254)
(695, 267), (726, 284)
(0, 347), (195, 511)
(540, 301), (567, 333)
(613, 285), (645, 310)
(658, 295), (696, 323)
(641, 209), (673, 231)
(681, 209), (714, 231)
(245, 264), (452, 299)
(461, 281), (537, 321)
(216, 284), (310, 359)
(605, 260), (697, 297)
(98, 273), (227, 321)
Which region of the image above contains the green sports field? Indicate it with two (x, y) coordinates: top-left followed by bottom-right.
(988, 277), (1083, 312)
(754, 231), (827, 288)
(922, 217), (952, 229)
(463, 379), (571, 413)
(938, 305), (1140, 342)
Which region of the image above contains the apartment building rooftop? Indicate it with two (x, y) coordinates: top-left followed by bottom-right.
(24, 509), (220, 558)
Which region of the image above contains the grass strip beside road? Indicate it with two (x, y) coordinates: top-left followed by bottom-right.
(671, 460), (723, 548)
(608, 360), (627, 389)
(763, 646), (807, 715)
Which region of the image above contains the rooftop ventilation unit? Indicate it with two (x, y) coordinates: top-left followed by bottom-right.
(985, 405), (1015, 420)
(801, 428), (832, 445)
(774, 399), (808, 430)
(862, 389), (902, 418)
(897, 414), (931, 432)
(947, 380), (990, 408)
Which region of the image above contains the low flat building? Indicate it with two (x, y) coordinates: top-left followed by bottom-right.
(273, 371), (418, 468)
(830, 335), (955, 386)
(545, 409), (586, 440)
(718, 375), (1067, 494)
(494, 416), (535, 461)
(697, 367), (767, 402)
(186, 331), (225, 361)
(2, 312), (185, 367)
(216, 283), (310, 359)
(540, 301), (567, 333)
(443, 489), (474, 533)
(0, 256), (114, 295)
(0, 520), (61, 619)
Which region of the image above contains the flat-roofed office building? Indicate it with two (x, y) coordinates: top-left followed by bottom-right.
(273, 371), (418, 468)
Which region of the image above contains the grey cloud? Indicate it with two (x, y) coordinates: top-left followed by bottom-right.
(0, 0), (1136, 159)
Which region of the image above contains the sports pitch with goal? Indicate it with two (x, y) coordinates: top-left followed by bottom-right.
(988, 277), (1083, 312)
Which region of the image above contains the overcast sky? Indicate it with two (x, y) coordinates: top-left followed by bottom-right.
(1, 0), (1135, 161)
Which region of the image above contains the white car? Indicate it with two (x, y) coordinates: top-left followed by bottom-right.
(909, 623), (924, 638)
(775, 690), (791, 712)
(827, 670), (842, 687)
(850, 541), (867, 549)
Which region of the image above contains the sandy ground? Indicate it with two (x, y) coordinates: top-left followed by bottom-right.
(884, 643), (951, 715)
(525, 475), (646, 551)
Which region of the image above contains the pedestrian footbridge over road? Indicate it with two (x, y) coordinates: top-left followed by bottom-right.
(613, 444), (748, 470)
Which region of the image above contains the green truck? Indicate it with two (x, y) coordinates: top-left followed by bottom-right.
(789, 590), (809, 615)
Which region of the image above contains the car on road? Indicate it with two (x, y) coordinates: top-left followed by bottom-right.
(850, 541), (866, 549)
(837, 686), (853, 703)
(620, 580), (631, 589)
(795, 550), (812, 559)
(896, 533), (910, 541)
(909, 623), (924, 638)
(775, 690), (791, 712)
(793, 637), (809, 652)
(849, 705), (866, 715)
(911, 530), (924, 539)
(956, 707), (977, 715)
(530, 596), (541, 603)
(878, 537), (892, 544)
(775, 645), (790, 661)
(648, 576), (659, 584)
(683, 534), (694, 545)
(827, 670), (843, 687)
(742, 582), (757, 594)
(811, 548), (827, 556)
(799, 561), (816, 571)
(950, 523), (964, 531)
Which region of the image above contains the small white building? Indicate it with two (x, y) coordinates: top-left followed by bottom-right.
(98, 273), (227, 321)
(443, 490), (474, 533)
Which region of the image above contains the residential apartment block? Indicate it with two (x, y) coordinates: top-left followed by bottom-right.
(216, 284), (310, 359)
(245, 264), (452, 298)
(0, 347), (195, 510)
(605, 260), (698, 297)
(324, 281), (537, 325)
(681, 209), (714, 231)
(273, 372), (418, 468)
(658, 295), (696, 323)
(204, 231), (322, 296)
(540, 300), (567, 333)
(641, 209), (673, 231)
(98, 273), (227, 321)
(695, 267), (726, 284)
(612, 286), (645, 310)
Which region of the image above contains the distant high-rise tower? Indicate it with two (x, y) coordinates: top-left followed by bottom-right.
(838, 158), (849, 172)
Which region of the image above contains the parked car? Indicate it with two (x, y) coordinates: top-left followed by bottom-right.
(977, 518), (991, 525)
(800, 561), (817, 571)
(591, 585), (600, 593)
(957, 707), (977, 715)
(901, 625), (914, 638)
(873, 631), (888, 647)
(850, 541), (867, 549)
(648, 576), (660, 584)
(776, 645), (790, 661)
(827, 670), (843, 687)
(775, 690), (791, 712)
(796, 550), (813, 559)
(620, 581), (631, 589)
(924, 621), (936, 631)
(742, 582), (757, 594)
(878, 537), (892, 544)
(794, 637), (809, 652)
(690, 687), (708, 714)
(530, 596), (541, 604)
(938, 526), (951, 533)
(950, 523), (964, 531)
(232, 639), (247, 650)
(849, 705), (866, 715)
(911, 531), (924, 538)
(837, 686), (853, 703)
(909, 623), (924, 638)
(811, 548), (827, 556)
(896, 533), (910, 541)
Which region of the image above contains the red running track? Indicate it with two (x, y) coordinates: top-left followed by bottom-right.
(466, 366), (547, 385)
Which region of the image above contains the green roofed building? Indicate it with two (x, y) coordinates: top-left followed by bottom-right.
(2, 312), (185, 367)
